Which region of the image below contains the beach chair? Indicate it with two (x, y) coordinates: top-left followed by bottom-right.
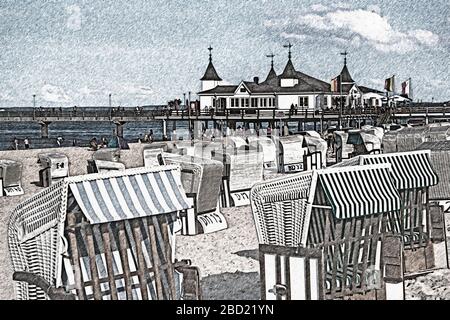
(333, 150), (441, 274)
(347, 130), (382, 158)
(276, 135), (308, 173)
(38, 152), (69, 187)
(0, 159), (24, 196)
(251, 165), (405, 300)
(382, 126), (429, 153)
(87, 148), (125, 173)
(416, 141), (450, 268)
(8, 166), (202, 300)
(302, 134), (327, 170)
(193, 141), (224, 160)
(334, 131), (353, 163)
(163, 155), (227, 235)
(247, 136), (278, 170)
(212, 145), (264, 207)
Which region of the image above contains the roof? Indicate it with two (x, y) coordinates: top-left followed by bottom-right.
(67, 166), (191, 224)
(358, 86), (384, 94)
(362, 151), (438, 190)
(280, 59), (297, 79)
(198, 85), (238, 95)
(262, 66), (278, 86)
(317, 164), (401, 219)
(339, 64), (354, 83)
(200, 61), (222, 81)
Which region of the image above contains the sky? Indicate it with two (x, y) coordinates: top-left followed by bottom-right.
(0, 0), (449, 107)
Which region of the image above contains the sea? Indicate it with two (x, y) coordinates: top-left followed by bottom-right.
(0, 107), (318, 150)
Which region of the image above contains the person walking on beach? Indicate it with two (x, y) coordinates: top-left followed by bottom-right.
(13, 137), (19, 150)
(24, 137), (30, 149)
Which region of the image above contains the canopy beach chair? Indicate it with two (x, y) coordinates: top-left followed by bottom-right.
(334, 131), (353, 163)
(8, 166), (202, 300)
(346, 129), (382, 158)
(212, 145), (264, 207)
(382, 127), (428, 153)
(416, 141), (450, 268)
(251, 164), (405, 300)
(193, 141), (224, 160)
(275, 135), (308, 173)
(0, 159), (24, 196)
(38, 152), (70, 187)
(425, 124), (450, 142)
(163, 155), (227, 235)
(302, 134), (327, 170)
(87, 148), (125, 173)
(333, 150), (441, 274)
(247, 136), (278, 170)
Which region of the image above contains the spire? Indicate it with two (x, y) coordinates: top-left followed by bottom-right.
(283, 42), (293, 60)
(339, 50), (354, 83)
(208, 45), (213, 62)
(280, 42), (297, 79)
(266, 53), (275, 69)
(264, 53), (277, 83)
(200, 45), (222, 81)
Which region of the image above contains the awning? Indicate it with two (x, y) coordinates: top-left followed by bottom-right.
(318, 164), (401, 219)
(360, 150), (438, 190)
(69, 167), (191, 224)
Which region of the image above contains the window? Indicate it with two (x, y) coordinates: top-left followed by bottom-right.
(324, 96), (328, 106)
(231, 99), (235, 108)
(299, 96), (309, 107)
(245, 98), (249, 107)
(251, 98), (258, 108)
(240, 87), (246, 93)
(231, 98), (239, 107)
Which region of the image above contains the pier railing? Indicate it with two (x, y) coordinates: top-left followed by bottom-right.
(0, 105), (448, 122)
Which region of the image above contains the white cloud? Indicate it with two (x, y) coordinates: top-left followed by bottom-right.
(280, 32), (308, 40)
(332, 2), (353, 10)
(310, 4), (328, 12)
(273, 9), (439, 53)
(122, 85), (155, 98)
(41, 84), (71, 103)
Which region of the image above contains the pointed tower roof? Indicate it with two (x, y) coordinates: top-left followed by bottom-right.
(263, 53), (278, 85)
(200, 46), (222, 81)
(280, 59), (297, 79)
(339, 50), (354, 83)
(280, 42), (297, 79)
(340, 64), (354, 83)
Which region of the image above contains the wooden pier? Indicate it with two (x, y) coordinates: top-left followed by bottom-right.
(0, 103), (448, 138)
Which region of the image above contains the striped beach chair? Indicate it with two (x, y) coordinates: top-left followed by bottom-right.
(333, 150), (441, 274)
(8, 166), (202, 300)
(251, 164), (405, 300)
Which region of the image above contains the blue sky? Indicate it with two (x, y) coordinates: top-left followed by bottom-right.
(0, 0), (448, 107)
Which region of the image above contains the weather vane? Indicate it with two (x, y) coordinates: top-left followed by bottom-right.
(208, 45), (213, 62)
(266, 53), (275, 68)
(283, 42), (293, 60)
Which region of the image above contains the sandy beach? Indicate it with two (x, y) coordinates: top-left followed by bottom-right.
(0, 143), (262, 300)
(0, 143), (448, 300)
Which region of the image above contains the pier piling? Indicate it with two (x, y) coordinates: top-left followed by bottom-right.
(39, 121), (51, 139)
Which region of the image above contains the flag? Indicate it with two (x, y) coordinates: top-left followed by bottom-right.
(401, 78), (411, 98)
(385, 75), (395, 92)
(331, 76), (339, 92)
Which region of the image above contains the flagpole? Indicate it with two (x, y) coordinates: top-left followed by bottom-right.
(339, 75), (342, 129)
